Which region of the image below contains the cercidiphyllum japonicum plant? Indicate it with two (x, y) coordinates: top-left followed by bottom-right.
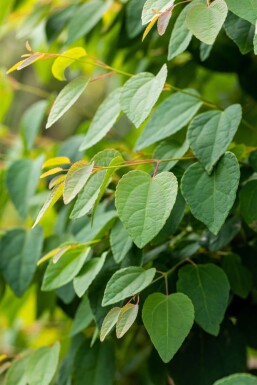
(2, 0), (257, 384)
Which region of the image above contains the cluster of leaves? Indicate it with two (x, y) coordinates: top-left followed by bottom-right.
(1, 0), (257, 384)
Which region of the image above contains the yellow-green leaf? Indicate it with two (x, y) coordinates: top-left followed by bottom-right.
(52, 47), (87, 81)
(33, 182), (64, 228)
(63, 161), (94, 204)
(42, 156), (71, 169)
(40, 167), (64, 179)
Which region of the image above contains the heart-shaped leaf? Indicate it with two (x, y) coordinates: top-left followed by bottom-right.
(186, 0), (228, 45)
(115, 170), (178, 248)
(142, 293), (194, 362)
(181, 152), (240, 235)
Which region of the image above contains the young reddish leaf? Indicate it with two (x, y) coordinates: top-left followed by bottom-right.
(157, 10), (172, 36)
(17, 53), (45, 70)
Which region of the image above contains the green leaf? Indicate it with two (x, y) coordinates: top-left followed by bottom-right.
(33, 182), (64, 228)
(110, 219), (133, 263)
(181, 152), (240, 234)
(254, 25), (257, 55)
(76, 209), (117, 243)
(67, 0), (111, 44)
(116, 303), (139, 338)
(153, 138), (189, 172)
(80, 88), (122, 151)
(142, 0), (174, 24)
(221, 254), (252, 299)
(177, 263), (230, 335)
(5, 356), (29, 385)
(46, 77), (89, 128)
(120, 65), (167, 128)
(0, 227), (43, 297)
(52, 47), (87, 81)
(102, 266), (156, 306)
(73, 341), (115, 385)
(200, 42), (213, 61)
(45, 5), (78, 43)
(115, 170), (178, 248)
(100, 307), (121, 342)
(91, 155), (124, 218)
(70, 149), (120, 219)
(42, 247), (90, 291)
(25, 342), (60, 385)
(224, 12), (254, 54)
(186, 0), (228, 45)
(168, 5), (192, 61)
(73, 252), (107, 297)
(187, 104), (242, 173)
(6, 156), (44, 219)
(240, 180), (257, 232)
(151, 190), (186, 245)
(63, 161), (94, 204)
(225, 0), (257, 24)
(214, 374), (257, 385)
(70, 295), (94, 336)
(126, 0), (145, 38)
(142, 293), (194, 363)
(20, 100), (48, 150)
(204, 216), (241, 252)
(135, 90), (202, 150)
